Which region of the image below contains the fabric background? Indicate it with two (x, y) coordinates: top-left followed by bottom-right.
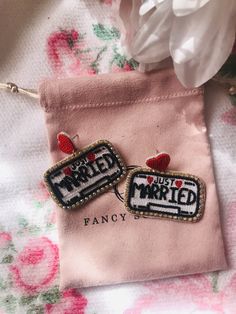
(0, 1), (235, 313)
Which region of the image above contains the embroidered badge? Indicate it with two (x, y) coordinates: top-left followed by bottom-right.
(124, 152), (206, 222)
(44, 139), (127, 209)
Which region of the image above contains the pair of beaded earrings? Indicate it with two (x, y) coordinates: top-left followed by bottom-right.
(44, 134), (206, 223)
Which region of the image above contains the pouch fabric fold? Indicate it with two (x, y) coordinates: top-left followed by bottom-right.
(39, 68), (227, 289)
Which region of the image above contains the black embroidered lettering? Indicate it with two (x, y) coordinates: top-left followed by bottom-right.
(177, 188), (197, 205)
(178, 188), (188, 205)
(131, 182), (144, 197)
(187, 189), (197, 205)
(95, 156), (108, 173)
(103, 153), (115, 168)
(54, 176), (80, 197)
(159, 185), (169, 200)
(71, 163), (77, 170)
(77, 166), (90, 182)
(144, 185), (152, 199)
(168, 187), (178, 204)
(151, 184), (159, 199)
(86, 162), (100, 177)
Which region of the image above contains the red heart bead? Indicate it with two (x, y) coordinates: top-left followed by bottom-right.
(146, 153), (170, 172)
(87, 152), (96, 161)
(175, 180), (183, 189)
(147, 176), (154, 185)
(63, 166), (72, 176)
(57, 132), (75, 155)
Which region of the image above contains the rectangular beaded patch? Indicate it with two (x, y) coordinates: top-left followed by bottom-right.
(44, 140), (127, 209)
(124, 168), (206, 222)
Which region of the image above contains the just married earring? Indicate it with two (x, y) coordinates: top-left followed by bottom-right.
(44, 132), (127, 210)
(44, 133), (206, 220)
(124, 152), (206, 222)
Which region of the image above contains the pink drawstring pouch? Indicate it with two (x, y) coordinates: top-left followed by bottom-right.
(39, 68), (227, 289)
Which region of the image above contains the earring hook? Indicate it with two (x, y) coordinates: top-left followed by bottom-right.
(0, 82), (39, 99)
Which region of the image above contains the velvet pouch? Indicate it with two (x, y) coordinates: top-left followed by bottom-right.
(39, 68), (227, 289)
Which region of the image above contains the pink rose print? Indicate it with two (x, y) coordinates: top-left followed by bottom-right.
(112, 62), (133, 73)
(10, 237), (58, 293)
(47, 29), (78, 72)
(47, 29), (94, 77)
(45, 288), (87, 314)
(224, 201), (236, 266)
(124, 273), (236, 314)
(35, 181), (51, 202)
(226, 273), (236, 312)
(47, 209), (57, 225)
(0, 232), (12, 249)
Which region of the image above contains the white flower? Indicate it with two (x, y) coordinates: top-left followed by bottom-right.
(116, 0), (236, 87)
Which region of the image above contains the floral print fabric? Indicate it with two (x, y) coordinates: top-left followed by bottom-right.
(0, 1), (235, 313)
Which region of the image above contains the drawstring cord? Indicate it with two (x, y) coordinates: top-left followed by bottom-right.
(0, 79), (235, 98)
(0, 82), (39, 99)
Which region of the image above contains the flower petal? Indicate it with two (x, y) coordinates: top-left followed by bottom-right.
(170, 0), (236, 87)
(130, 0), (173, 63)
(139, 0), (157, 16)
(173, 0), (210, 16)
(114, 0), (142, 57)
(170, 1), (218, 64)
(139, 0), (165, 16)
